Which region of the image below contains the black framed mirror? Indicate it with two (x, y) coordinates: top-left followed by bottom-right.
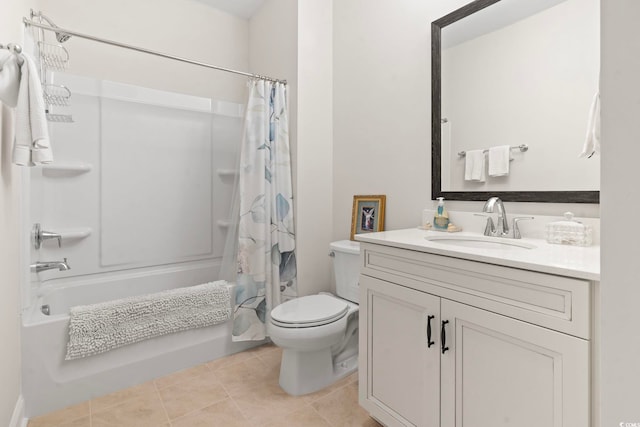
(431, 0), (599, 203)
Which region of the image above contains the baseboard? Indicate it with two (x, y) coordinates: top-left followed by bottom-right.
(8, 394), (27, 427)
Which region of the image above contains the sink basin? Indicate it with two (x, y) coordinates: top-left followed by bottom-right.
(425, 234), (536, 250)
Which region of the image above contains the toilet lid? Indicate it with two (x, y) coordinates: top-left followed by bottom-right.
(270, 295), (349, 327)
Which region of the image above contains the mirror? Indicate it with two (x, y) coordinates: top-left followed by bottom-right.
(432, 0), (599, 203)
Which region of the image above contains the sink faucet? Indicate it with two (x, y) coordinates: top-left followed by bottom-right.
(31, 258), (70, 273)
(481, 197), (534, 239)
(483, 197), (509, 237)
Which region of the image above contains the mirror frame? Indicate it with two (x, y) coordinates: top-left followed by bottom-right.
(431, 0), (599, 203)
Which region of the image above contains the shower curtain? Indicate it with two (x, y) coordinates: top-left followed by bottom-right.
(230, 79), (297, 341)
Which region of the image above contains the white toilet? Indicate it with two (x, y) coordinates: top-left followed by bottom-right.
(267, 240), (360, 396)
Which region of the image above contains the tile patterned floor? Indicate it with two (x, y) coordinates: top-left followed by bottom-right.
(28, 344), (382, 427)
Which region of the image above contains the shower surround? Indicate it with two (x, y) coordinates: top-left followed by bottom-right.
(21, 73), (253, 417)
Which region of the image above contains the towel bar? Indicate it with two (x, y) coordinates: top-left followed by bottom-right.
(458, 144), (529, 157)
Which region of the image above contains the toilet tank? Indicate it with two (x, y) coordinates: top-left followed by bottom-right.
(330, 240), (361, 303)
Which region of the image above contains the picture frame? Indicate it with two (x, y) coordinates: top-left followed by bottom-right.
(350, 195), (386, 240)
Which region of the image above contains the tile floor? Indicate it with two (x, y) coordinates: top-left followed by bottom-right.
(27, 343), (382, 427)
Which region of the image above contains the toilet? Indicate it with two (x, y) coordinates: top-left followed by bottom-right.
(267, 240), (360, 396)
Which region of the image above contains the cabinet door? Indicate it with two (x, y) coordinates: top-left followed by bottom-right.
(359, 275), (441, 427)
(440, 299), (589, 427)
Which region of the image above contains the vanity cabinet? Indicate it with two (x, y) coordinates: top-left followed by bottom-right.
(362, 276), (441, 426)
(358, 243), (592, 427)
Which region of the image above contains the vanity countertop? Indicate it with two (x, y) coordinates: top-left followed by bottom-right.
(355, 228), (600, 281)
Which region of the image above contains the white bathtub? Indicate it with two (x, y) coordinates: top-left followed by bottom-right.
(21, 260), (257, 418)
(20, 75), (254, 418)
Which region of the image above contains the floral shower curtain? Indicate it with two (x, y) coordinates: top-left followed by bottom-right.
(232, 79), (297, 341)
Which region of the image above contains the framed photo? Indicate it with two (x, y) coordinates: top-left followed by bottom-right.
(350, 195), (386, 240)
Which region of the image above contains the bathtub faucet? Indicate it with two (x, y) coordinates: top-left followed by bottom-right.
(31, 258), (70, 273)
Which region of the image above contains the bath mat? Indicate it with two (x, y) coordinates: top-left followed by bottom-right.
(66, 280), (232, 360)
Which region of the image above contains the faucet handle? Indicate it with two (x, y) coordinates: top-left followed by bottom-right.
(512, 216), (534, 239)
(41, 231), (62, 248)
(474, 214), (496, 236)
(33, 223), (62, 249)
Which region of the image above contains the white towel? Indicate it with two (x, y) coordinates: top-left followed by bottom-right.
(580, 92), (600, 158)
(488, 145), (510, 177)
(0, 50), (21, 107)
(464, 149), (485, 182)
(13, 53), (53, 166)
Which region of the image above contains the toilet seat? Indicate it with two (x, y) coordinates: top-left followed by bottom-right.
(270, 295), (349, 328)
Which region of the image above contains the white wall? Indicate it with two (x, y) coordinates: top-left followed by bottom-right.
(32, 0), (250, 102)
(296, 1), (334, 295)
(333, 0), (437, 240)
(0, 0), (27, 424)
(600, 0), (640, 424)
(250, 0), (334, 297)
(332, 0), (599, 245)
(248, 0), (298, 204)
(31, 75), (243, 284)
(442, 0), (599, 192)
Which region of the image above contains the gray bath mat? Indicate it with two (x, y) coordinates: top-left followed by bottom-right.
(66, 280), (232, 360)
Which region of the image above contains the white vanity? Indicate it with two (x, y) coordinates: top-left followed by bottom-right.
(355, 228), (599, 427)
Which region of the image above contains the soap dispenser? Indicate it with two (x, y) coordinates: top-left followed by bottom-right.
(433, 197), (450, 230)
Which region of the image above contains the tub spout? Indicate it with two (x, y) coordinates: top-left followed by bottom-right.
(31, 258), (70, 273)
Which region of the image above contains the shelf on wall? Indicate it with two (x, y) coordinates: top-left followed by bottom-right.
(60, 227), (92, 241)
(216, 220), (233, 229)
(216, 169), (239, 179)
(42, 163), (93, 177)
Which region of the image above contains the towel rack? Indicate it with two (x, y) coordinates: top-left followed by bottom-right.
(0, 43), (24, 70)
(458, 144), (529, 157)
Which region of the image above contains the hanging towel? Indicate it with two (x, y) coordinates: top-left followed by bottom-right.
(464, 149), (485, 182)
(488, 145), (510, 177)
(13, 52), (53, 166)
(0, 50), (21, 107)
(580, 92), (600, 158)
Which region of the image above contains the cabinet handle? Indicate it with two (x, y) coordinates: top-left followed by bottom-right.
(427, 315), (435, 348)
(441, 320), (449, 354)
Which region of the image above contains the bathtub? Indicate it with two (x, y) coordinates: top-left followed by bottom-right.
(20, 74), (255, 418)
(21, 260), (258, 418)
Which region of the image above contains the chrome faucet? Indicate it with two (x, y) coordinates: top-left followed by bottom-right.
(32, 223), (62, 249)
(483, 197), (510, 237)
(31, 258), (70, 273)
(481, 197), (534, 239)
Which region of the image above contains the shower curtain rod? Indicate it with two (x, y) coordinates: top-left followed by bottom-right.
(22, 17), (287, 84)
